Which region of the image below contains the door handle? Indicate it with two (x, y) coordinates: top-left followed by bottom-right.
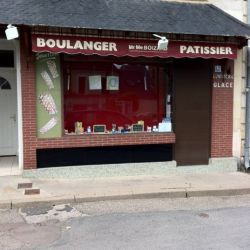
(10, 114), (16, 122)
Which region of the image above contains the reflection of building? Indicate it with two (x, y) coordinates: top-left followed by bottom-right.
(0, 0), (250, 174)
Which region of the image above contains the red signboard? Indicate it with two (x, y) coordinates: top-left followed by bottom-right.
(32, 34), (238, 59)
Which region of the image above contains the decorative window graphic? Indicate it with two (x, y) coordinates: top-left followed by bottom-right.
(36, 52), (62, 138)
(0, 77), (11, 90)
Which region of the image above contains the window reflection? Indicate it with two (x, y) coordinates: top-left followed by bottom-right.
(0, 77), (11, 90)
(64, 60), (170, 133)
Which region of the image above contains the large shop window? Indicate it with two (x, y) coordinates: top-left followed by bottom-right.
(63, 57), (172, 134)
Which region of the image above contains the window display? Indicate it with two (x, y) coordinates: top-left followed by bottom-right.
(93, 125), (106, 133)
(88, 75), (102, 90)
(106, 76), (119, 90)
(63, 56), (172, 134)
(36, 53), (62, 138)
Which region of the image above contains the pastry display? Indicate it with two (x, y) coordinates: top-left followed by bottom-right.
(39, 92), (57, 115)
(41, 70), (54, 89)
(47, 60), (59, 78)
(39, 117), (58, 134)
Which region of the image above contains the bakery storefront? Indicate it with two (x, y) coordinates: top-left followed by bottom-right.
(22, 32), (237, 170)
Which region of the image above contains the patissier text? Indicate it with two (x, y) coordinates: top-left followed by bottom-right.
(180, 45), (233, 55)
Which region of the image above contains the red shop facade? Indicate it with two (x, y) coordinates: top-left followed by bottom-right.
(21, 31), (237, 169)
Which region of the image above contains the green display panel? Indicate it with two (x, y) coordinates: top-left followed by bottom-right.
(36, 53), (62, 138)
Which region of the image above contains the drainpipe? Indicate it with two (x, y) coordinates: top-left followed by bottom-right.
(245, 40), (250, 171)
(245, 2), (250, 171)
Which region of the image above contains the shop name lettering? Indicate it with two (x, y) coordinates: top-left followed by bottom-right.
(128, 44), (158, 51)
(37, 38), (118, 51)
(180, 45), (233, 55)
(36, 37), (234, 56)
(213, 82), (233, 88)
(213, 74), (234, 88)
(128, 44), (234, 55)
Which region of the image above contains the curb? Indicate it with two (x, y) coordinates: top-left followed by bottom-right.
(0, 191), (187, 209)
(1, 188), (250, 209)
(187, 188), (250, 197)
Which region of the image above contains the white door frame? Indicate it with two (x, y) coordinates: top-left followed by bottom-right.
(0, 39), (23, 170)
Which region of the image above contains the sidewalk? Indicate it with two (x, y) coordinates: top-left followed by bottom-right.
(1, 171), (250, 208)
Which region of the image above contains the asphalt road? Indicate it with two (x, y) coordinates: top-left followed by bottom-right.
(1, 195), (250, 250)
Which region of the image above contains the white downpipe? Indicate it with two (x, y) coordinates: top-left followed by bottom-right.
(244, 0), (250, 171)
(244, 40), (250, 171)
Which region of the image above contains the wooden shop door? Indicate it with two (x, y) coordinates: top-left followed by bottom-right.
(173, 59), (211, 165)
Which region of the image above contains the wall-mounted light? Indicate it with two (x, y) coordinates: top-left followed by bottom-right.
(5, 24), (19, 40)
(153, 34), (169, 51)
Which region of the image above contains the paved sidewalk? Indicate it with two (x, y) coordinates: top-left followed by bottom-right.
(1, 171), (250, 208)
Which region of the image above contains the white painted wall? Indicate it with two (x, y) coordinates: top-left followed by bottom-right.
(209, 0), (245, 21)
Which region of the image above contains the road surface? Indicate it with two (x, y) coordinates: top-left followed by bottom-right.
(1, 195), (250, 249)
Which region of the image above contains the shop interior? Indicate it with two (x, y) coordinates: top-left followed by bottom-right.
(63, 55), (173, 135)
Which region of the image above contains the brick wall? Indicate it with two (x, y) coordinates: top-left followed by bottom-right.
(210, 61), (234, 157)
(210, 88), (233, 157)
(21, 32), (37, 169)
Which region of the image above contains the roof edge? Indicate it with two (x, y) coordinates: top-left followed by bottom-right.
(162, 0), (208, 4)
(208, 4), (250, 38)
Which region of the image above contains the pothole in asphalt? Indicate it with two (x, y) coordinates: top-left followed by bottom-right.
(198, 212), (209, 218)
(19, 204), (88, 224)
